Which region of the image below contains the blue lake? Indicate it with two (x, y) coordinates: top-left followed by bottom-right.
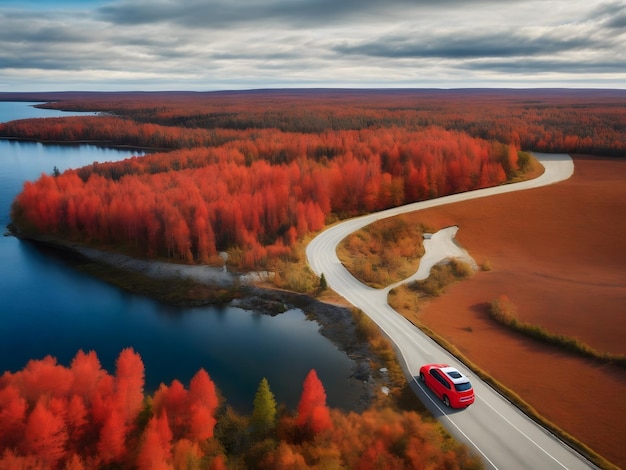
(0, 102), (360, 412)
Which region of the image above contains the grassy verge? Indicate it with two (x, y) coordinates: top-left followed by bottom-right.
(387, 258), (474, 316)
(351, 309), (407, 398)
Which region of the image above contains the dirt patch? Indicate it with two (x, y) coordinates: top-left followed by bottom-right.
(413, 155), (626, 468)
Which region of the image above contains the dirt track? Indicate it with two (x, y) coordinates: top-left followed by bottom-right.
(414, 155), (626, 468)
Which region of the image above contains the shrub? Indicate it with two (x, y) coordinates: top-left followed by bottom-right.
(488, 295), (518, 324)
(387, 285), (421, 319)
(352, 309), (381, 342)
(414, 258), (473, 297)
(450, 258), (473, 278)
(517, 151), (532, 172)
(271, 243), (319, 294)
(487, 295), (626, 368)
(337, 218), (426, 288)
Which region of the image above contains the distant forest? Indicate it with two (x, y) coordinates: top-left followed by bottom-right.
(2, 89), (624, 268)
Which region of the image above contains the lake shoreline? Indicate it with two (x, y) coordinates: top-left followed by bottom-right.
(8, 229), (388, 413)
(0, 135), (169, 153)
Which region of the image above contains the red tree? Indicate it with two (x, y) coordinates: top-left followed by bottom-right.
(295, 369), (332, 435)
(22, 399), (68, 468)
(69, 350), (104, 404)
(187, 369), (219, 441)
(171, 439), (202, 469)
(97, 410), (126, 465)
(65, 394), (88, 450)
(14, 355), (72, 404)
(152, 379), (188, 439)
(137, 411), (172, 470)
(0, 449), (45, 470)
(0, 385), (27, 450)
(114, 347), (145, 424)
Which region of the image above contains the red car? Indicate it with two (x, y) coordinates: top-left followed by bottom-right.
(419, 363), (475, 408)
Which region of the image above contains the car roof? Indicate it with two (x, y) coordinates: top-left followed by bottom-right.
(439, 366), (470, 384)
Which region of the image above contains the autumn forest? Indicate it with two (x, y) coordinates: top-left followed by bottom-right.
(4, 90), (624, 270)
(1, 89), (625, 468)
(0, 348), (480, 469)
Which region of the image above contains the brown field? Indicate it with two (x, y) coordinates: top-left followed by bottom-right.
(413, 155), (626, 468)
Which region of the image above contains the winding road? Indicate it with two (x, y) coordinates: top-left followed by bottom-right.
(306, 153), (597, 469)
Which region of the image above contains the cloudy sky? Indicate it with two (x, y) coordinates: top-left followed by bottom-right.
(1, 0), (624, 91)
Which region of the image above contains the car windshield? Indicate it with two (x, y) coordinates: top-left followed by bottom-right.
(454, 382), (472, 392)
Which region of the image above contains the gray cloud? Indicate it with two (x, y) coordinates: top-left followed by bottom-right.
(0, 0), (623, 91)
(606, 12), (626, 28)
(463, 58), (626, 74)
(334, 33), (596, 59)
(97, 0), (387, 28)
(96, 0), (513, 29)
(588, 1), (626, 27)
(0, 26), (86, 45)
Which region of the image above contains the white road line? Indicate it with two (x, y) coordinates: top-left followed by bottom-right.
(475, 395), (569, 469)
(411, 376), (500, 470)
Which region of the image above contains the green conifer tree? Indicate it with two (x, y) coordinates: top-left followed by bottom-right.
(319, 273), (328, 290)
(250, 377), (277, 438)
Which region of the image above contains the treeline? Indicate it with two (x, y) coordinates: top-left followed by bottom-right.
(0, 349), (481, 469)
(11, 126), (516, 268)
(0, 116), (242, 150)
(5, 88), (623, 155)
(6, 89), (623, 269)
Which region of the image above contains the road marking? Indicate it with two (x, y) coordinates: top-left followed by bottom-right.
(405, 335), (573, 469)
(475, 395), (570, 469)
(412, 377), (500, 470)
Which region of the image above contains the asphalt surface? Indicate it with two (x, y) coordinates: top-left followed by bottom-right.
(306, 153), (598, 469)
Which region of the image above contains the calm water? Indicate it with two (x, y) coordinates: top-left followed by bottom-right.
(0, 102), (359, 412)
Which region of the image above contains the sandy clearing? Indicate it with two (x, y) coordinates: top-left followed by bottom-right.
(73, 245), (276, 288)
(385, 226), (477, 293)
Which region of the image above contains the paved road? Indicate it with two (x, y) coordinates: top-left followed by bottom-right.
(307, 153), (597, 469)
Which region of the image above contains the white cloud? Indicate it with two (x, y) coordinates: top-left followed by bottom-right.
(0, 0), (624, 91)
